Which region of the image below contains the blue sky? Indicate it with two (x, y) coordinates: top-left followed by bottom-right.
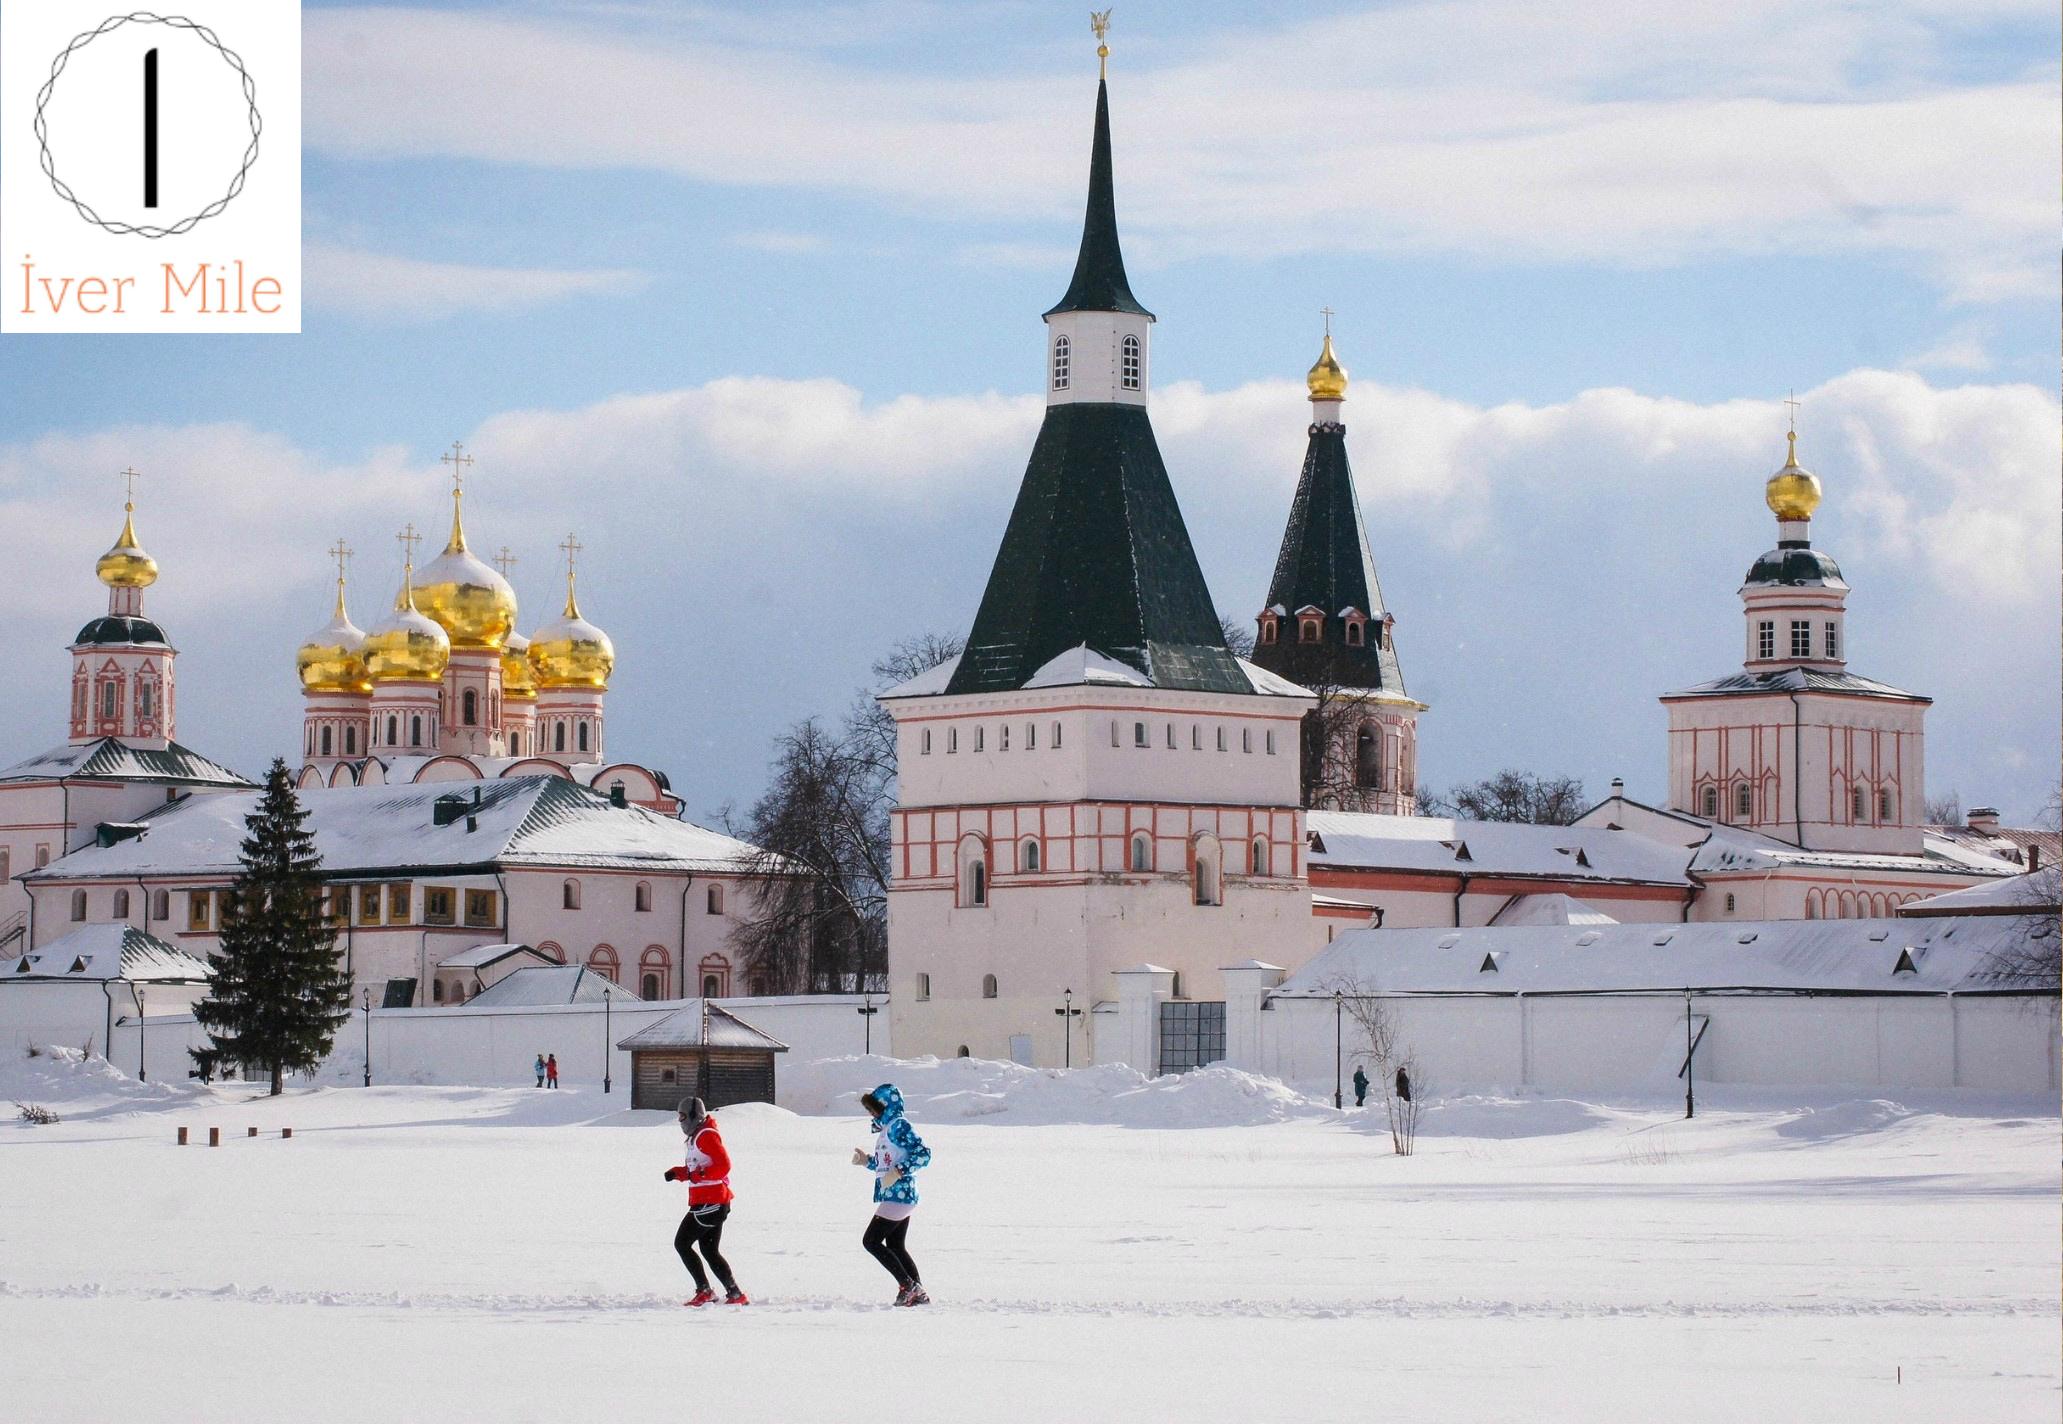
(1, 0), (2057, 822)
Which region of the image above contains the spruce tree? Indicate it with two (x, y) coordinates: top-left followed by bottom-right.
(194, 759), (351, 1094)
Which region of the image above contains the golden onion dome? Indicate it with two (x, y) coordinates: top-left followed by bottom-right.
(96, 505), (159, 588)
(1307, 332), (1348, 402)
(296, 581), (371, 695)
(529, 575), (614, 690)
(501, 630), (537, 700)
(362, 575), (451, 683)
(1765, 430), (1823, 522)
(414, 495), (517, 648)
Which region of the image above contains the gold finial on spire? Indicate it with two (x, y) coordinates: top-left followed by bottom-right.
(439, 441), (475, 551)
(558, 532), (585, 616)
(1765, 392), (1821, 521)
(1091, 9), (1112, 78)
(1307, 310), (1348, 403)
(328, 538), (354, 617)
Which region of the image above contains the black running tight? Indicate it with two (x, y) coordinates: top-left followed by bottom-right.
(674, 1205), (738, 1294)
(862, 1213), (919, 1286)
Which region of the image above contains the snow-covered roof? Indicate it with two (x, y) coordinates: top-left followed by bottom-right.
(1667, 667), (1927, 703)
(1689, 822), (2019, 879)
(5, 924), (211, 983)
(21, 776), (763, 882)
(0, 737), (251, 789)
(462, 965), (623, 1007)
(1233, 659), (1314, 699)
(615, 1001), (789, 1052)
(1306, 811), (1695, 887)
(1900, 867), (2060, 917)
(1489, 893), (1619, 927)
(880, 653), (964, 699)
(436, 943), (552, 972)
(1277, 913), (2057, 997)
(881, 646), (1312, 701)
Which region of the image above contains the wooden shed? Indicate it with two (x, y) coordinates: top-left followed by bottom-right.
(617, 1001), (788, 1111)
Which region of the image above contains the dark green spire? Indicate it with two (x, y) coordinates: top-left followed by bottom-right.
(1251, 423), (1409, 696)
(1044, 79), (1153, 320)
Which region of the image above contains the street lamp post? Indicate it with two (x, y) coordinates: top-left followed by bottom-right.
(362, 988), (372, 1088)
(603, 987), (613, 1095)
(137, 988), (146, 1083)
(1332, 990), (1344, 1111)
(1054, 988), (1083, 1067)
(856, 995), (880, 1054)
(1684, 986), (1695, 1120)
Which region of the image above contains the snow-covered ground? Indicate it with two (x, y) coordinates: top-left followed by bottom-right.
(2, 1050), (2056, 1422)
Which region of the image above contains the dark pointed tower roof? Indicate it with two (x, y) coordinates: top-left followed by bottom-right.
(1043, 79), (1153, 320)
(1252, 400), (1409, 697)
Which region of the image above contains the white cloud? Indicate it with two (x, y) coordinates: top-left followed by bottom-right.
(731, 230), (829, 254)
(304, 242), (646, 321)
(302, 2), (2060, 300)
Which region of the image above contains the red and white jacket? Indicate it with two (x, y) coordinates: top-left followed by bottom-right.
(665, 1119), (733, 1206)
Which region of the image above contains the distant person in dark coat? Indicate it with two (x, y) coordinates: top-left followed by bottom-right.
(534, 1053), (546, 1088)
(1352, 1065), (1369, 1107)
(1395, 1066), (1412, 1103)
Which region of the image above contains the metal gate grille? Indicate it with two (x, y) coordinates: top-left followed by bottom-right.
(1158, 1001), (1226, 1074)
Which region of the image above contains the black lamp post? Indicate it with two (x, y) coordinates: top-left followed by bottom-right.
(603, 987), (613, 1095)
(362, 988), (372, 1088)
(137, 988), (146, 1083)
(1054, 988), (1083, 1067)
(1332, 989), (1344, 1110)
(856, 995), (880, 1054)
(1684, 986), (1695, 1120)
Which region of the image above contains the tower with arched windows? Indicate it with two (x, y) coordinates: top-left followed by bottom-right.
(1661, 429), (1929, 855)
(1250, 331), (1425, 814)
(881, 40), (1316, 1070)
(69, 495), (177, 749)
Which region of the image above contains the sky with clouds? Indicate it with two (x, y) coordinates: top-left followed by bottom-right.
(1, 0), (2056, 822)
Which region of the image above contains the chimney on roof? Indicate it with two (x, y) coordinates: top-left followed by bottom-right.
(1966, 806), (2001, 834)
(1610, 777), (1624, 798)
(2029, 844), (2042, 873)
(609, 782), (627, 809)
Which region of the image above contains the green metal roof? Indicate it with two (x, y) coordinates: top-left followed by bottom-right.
(1744, 543), (1846, 588)
(946, 402), (1248, 694)
(73, 616), (169, 647)
(1043, 78), (1152, 320)
(1250, 422), (1408, 696)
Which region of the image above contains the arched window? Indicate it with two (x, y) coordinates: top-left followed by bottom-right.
(1134, 722), (1148, 747)
(707, 884), (725, 915)
(1192, 836), (1222, 906)
(699, 952), (732, 998)
(537, 940), (565, 963)
(410, 714), (423, 747)
(345, 726), (357, 755)
(562, 879), (581, 910)
(112, 889), (130, 918)
(101, 682), (118, 718)
(320, 726), (333, 757)
(1299, 615), (1322, 644)
(151, 890), (170, 920)
(307, 727), (315, 755)
(1735, 781), (1753, 821)
(1121, 334), (1140, 389)
(634, 881), (652, 912)
(386, 715), (399, 746)
(1020, 839), (1041, 873)
(1051, 335), (1071, 391)
(577, 723), (590, 753)
(1852, 784), (1867, 821)
(968, 861), (987, 906)
(1346, 619), (1365, 647)
(982, 974), (998, 999)
(916, 973), (931, 1001)
(1805, 889), (1821, 919)
(1130, 833), (1151, 872)
(642, 973), (659, 1000)
(432, 979), (446, 1003)
(640, 947), (669, 999)
(1723, 892), (1736, 913)
(587, 944), (620, 983)
(1355, 726), (1381, 789)
(1878, 788), (1893, 822)
(959, 835), (989, 908)
(555, 723), (567, 753)
(462, 689), (478, 726)
(1252, 837), (1270, 876)
(1259, 616), (1278, 646)
(956, 1045), (971, 1059)
(1701, 784), (1718, 818)
(69, 890), (86, 921)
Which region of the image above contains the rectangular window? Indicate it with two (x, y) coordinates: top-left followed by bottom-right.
(326, 890), (349, 926)
(387, 883), (411, 924)
(1111, 720), (1120, 748)
(1790, 620), (1810, 657)
(35, 844), (50, 868)
(1266, 729), (1277, 755)
(1000, 725), (1010, 751)
(920, 728), (932, 755)
(1134, 722), (1148, 748)
(949, 728), (958, 753)
(1217, 727), (1227, 752)
(975, 727), (985, 752)
(1242, 728), (1252, 753)
(1052, 721), (1062, 749)
(1191, 725), (1201, 750)
(1165, 723), (1175, 748)
(464, 889), (496, 927)
(1825, 621), (1838, 659)
(424, 887), (456, 926)
(0, 849), (8, 880)
(187, 891), (210, 931)
(1757, 621), (1774, 660)
(358, 885), (381, 922)
(707, 884), (725, 915)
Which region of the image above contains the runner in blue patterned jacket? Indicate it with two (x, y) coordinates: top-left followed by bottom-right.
(851, 1082), (933, 1306)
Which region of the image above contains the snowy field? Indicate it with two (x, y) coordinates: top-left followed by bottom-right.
(2, 1051), (2056, 1423)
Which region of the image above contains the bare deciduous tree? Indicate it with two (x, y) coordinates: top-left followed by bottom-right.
(1975, 867), (2061, 990)
(1324, 977), (1422, 1155)
(1427, 769), (1588, 825)
(1924, 790), (1964, 826)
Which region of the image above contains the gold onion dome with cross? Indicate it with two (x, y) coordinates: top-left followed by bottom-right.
(414, 447), (517, 649)
(528, 538), (613, 690)
(1307, 332), (1348, 402)
(1765, 428), (1822, 521)
(96, 493), (158, 589)
(363, 529), (451, 682)
(297, 546), (371, 694)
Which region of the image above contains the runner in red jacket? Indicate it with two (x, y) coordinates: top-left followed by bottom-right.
(663, 1097), (747, 1306)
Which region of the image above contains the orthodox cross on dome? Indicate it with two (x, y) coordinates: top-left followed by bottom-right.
(558, 533), (584, 615)
(439, 441), (475, 550)
(118, 465), (142, 510)
(1090, 9), (1111, 76)
(1321, 305), (1334, 337)
(1783, 390), (1801, 435)
(396, 522), (421, 573)
(493, 546), (518, 577)
(328, 538), (354, 615)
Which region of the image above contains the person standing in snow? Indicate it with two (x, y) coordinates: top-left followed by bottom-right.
(1352, 1065), (1369, 1108)
(545, 1053), (559, 1089)
(663, 1097), (748, 1307)
(852, 1082), (932, 1306)
(534, 1053), (546, 1088)
(1394, 1065), (1411, 1103)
